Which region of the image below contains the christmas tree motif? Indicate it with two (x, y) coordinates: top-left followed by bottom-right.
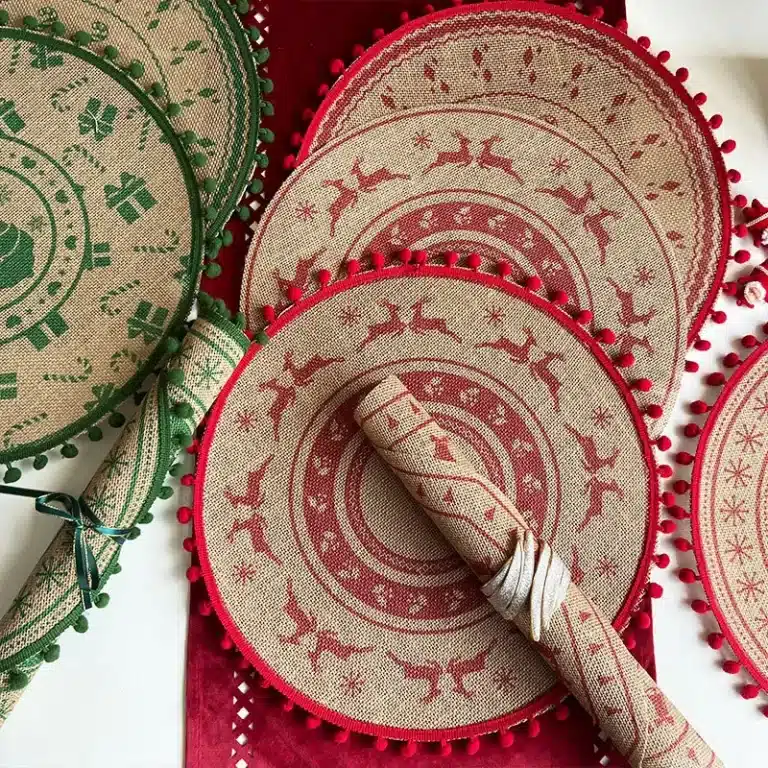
(126, 300), (169, 344)
(0, 99), (24, 133)
(29, 41), (64, 70)
(104, 173), (157, 223)
(0, 221), (34, 289)
(78, 98), (118, 142)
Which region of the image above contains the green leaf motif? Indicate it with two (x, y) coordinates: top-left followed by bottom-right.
(198, 88), (215, 98)
(183, 40), (202, 51)
(0, 221), (34, 289)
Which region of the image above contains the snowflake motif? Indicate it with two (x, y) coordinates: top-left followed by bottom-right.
(633, 266), (655, 285)
(736, 572), (765, 603)
(753, 393), (768, 421)
(27, 215), (45, 233)
(340, 673), (366, 697)
(445, 588), (466, 612)
(484, 306), (505, 327)
(422, 377), (444, 398)
(459, 387), (480, 408)
(102, 446), (129, 479)
(320, 529), (337, 554)
(735, 423), (764, 454)
(295, 201), (318, 222)
(591, 406), (613, 429)
(233, 562), (259, 586)
(596, 557), (618, 578)
(510, 438), (534, 455)
(339, 305), (361, 326)
(723, 458), (752, 488)
(549, 155), (571, 175)
(36, 559), (66, 592)
(235, 409), (257, 433)
(540, 259), (564, 275)
(406, 592), (428, 615)
(492, 667), (518, 693)
(720, 495), (748, 526)
(0, 185), (11, 206)
(312, 455), (331, 476)
(307, 494), (328, 514)
(488, 402), (507, 426)
(725, 534), (754, 565)
(84, 486), (115, 516)
(194, 357), (222, 389)
(755, 607), (768, 635)
(412, 130), (433, 150)
(521, 473), (542, 492)
(10, 588), (32, 620)
(372, 583), (393, 607)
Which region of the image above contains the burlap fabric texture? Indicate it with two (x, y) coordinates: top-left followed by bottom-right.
(692, 342), (768, 693)
(2, 0), (264, 236)
(0, 27), (203, 463)
(243, 105), (684, 435)
(198, 268), (655, 736)
(303, 2), (729, 338)
(356, 376), (722, 768)
(0, 309), (249, 728)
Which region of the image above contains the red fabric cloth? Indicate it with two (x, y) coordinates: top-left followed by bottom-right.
(189, 2), (638, 767)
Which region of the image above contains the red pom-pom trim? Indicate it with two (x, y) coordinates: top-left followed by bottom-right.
(654, 553), (670, 569)
(374, 737), (389, 752)
(659, 520), (677, 534)
(646, 404), (663, 419)
(684, 423), (701, 438)
(616, 353), (635, 368)
(656, 435), (671, 451)
(597, 328), (616, 344)
(690, 400), (709, 415)
(439, 740), (452, 757)
(676, 451), (694, 465)
(498, 729), (515, 748)
(286, 285), (302, 303)
(329, 59), (345, 76)
(370, 251), (385, 270)
(525, 275), (543, 291)
(691, 599), (711, 614)
(707, 372), (726, 387)
(401, 740), (417, 758)
(708, 632), (725, 650)
(648, 583), (663, 599)
(466, 252), (482, 270)
(722, 659), (741, 675)
(317, 269), (332, 287)
(575, 309), (593, 325)
(346, 259), (360, 277)
(444, 251), (459, 267)
(678, 568), (698, 584)
(674, 537), (693, 552)
(497, 260), (512, 278)
(398, 249), (413, 265)
(685, 360), (699, 373)
(466, 736), (481, 755)
(177, 506), (193, 524)
(673, 479), (690, 494)
(263, 305), (276, 323)
(742, 684), (761, 700)
(527, 719), (541, 738)
(551, 289), (568, 305)
(334, 728), (351, 744)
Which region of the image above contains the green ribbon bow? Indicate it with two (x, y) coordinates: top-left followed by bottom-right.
(1, 486), (134, 610)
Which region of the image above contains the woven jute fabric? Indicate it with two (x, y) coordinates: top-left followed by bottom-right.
(0, 313), (249, 728)
(243, 104), (684, 433)
(2, 0), (260, 235)
(199, 269), (654, 735)
(0, 28), (202, 462)
(692, 343), (768, 692)
(356, 376), (721, 767)
(303, 3), (727, 334)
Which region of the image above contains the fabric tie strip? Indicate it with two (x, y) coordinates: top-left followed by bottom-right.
(354, 376), (722, 768)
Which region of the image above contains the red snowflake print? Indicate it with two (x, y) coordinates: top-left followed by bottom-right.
(736, 572), (765, 603)
(753, 393), (768, 421)
(725, 534), (754, 565)
(412, 130), (433, 150)
(549, 155), (571, 175)
(591, 406), (613, 429)
(340, 673), (365, 697)
(484, 306), (505, 327)
(720, 495), (748, 526)
(755, 607), (768, 635)
(295, 201), (318, 222)
(236, 409), (257, 433)
(596, 556), (618, 578)
(735, 423), (764, 454)
(233, 562), (259, 586)
(723, 458), (752, 488)
(339, 305), (361, 326)
(492, 667), (518, 694)
(633, 266), (655, 285)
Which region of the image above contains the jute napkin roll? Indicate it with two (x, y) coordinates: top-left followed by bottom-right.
(354, 376), (721, 768)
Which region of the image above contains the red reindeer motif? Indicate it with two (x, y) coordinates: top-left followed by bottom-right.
(423, 131), (473, 175)
(308, 630), (375, 672)
(409, 298), (462, 343)
(529, 351), (564, 413)
(475, 328), (536, 362)
(446, 640), (497, 698)
(430, 434), (455, 462)
(616, 332), (654, 359)
(535, 182), (595, 214)
(259, 379), (297, 439)
(273, 253), (320, 297)
(583, 208), (623, 265)
(577, 477), (624, 532)
(283, 350), (343, 386)
(226, 458), (282, 565)
(386, 652), (444, 704)
(322, 177), (358, 238)
(607, 279), (657, 328)
(476, 136), (523, 184)
(278, 578), (317, 645)
(350, 156), (411, 192)
(358, 300), (408, 350)
(564, 424), (620, 474)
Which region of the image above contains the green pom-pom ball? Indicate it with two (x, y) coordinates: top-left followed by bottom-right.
(167, 368), (185, 387)
(4, 466), (21, 484)
(73, 30), (92, 46)
(165, 336), (181, 354)
(222, 229), (234, 247)
(174, 431), (193, 449)
(169, 462), (184, 478)
(87, 426), (103, 442)
(22, 16), (39, 29)
(42, 644), (60, 663)
(158, 485), (174, 500)
(61, 443), (78, 459)
(139, 511), (154, 524)
(51, 21), (66, 36)
(33, 454), (48, 471)
(0, 10), (10, 25)
(7, 670), (28, 690)
(255, 48), (270, 64)
(249, 179), (264, 195)
(255, 331), (269, 346)
(149, 82), (164, 99)
(104, 45), (119, 61)
(125, 527), (141, 540)
(73, 615), (89, 633)
(112, 563), (122, 575)
(192, 152), (208, 168)
(94, 592), (110, 609)
(174, 402), (194, 419)
(205, 262), (222, 278)
(108, 411), (126, 428)
(129, 60), (145, 79)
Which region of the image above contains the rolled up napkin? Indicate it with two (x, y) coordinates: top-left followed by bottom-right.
(0, 308), (249, 727)
(354, 376), (721, 768)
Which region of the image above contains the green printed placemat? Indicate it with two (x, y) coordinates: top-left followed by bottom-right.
(0, 24), (202, 466)
(3, 0), (265, 236)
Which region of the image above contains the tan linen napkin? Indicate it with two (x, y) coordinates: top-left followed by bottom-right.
(354, 376), (721, 768)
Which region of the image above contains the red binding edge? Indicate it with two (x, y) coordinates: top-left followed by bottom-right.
(184, 247), (665, 753)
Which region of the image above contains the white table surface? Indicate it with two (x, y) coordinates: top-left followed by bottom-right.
(2, 1), (768, 765)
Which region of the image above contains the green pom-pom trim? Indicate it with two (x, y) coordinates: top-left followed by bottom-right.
(73, 30), (92, 46)
(233, 312), (246, 330)
(213, 298), (227, 316)
(166, 102), (182, 118)
(104, 45), (119, 61)
(125, 526), (141, 540)
(4, 466), (21, 484)
(169, 462), (184, 478)
(113, 563), (122, 574)
(108, 411), (126, 428)
(165, 336), (181, 354)
(61, 443), (79, 459)
(174, 402), (194, 419)
(167, 368), (185, 387)
(202, 178), (217, 194)
(94, 592), (110, 609)
(22, 16), (39, 30)
(51, 21), (66, 36)
(139, 511), (154, 524)
(255, 48), (270, 64)
(261, 101), (275, 117)
(174, 431), (193, 449)
(197, 292), (214, 311)
(238, 205), (251, 222)
(205, 262), (222, 278)
(260, 78), (274, 95)
(192, 152), (208, 168)
(258, 127), (275, 143)
(248, 27), (262, 41)
(0, 10), (10, 25)
(33, 454), (48, 471)
(73, 615), (89, 633)
(42, 644), (60, 663)
(128, 60), (145, 79)
(255, 331), (269, 346)
(249, 179), (264, 195)
(87, 425), (103, 442)
(149, 82), (164, 99)
(236, 0), (249, 14)
(222, 229), (234, 247)
(181, 130), (197, 145)
(204, 206), (218, 222)
(255, 153), (269, 169)
(7, 670), (29, 690)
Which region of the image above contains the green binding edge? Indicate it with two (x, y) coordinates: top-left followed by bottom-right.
(0, 301), (248, 675)
(0, 19), (204, 465)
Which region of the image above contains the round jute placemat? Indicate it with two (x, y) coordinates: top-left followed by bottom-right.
(2, 0), (265, 236)
(242, 104), (684, 432)
(196, 261), (658, 738)
(301, 1), (731, 342)
(690, 341), (768, 698)
(0, 25), (202, 466)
